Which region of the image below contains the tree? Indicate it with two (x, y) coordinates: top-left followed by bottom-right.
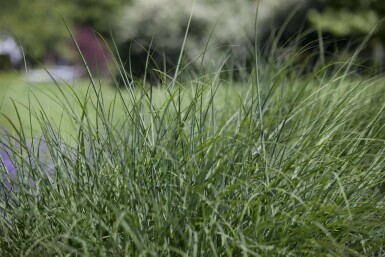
(65, 0), (129, 36)
(0, 0), (72, 60)
(307, 0), (385, 67)
(0, 0), (129, 62)
(308, 0), (384, 37)
(113, 0), (305, 78)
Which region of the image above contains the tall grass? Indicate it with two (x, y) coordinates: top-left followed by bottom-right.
(1, 31), (385, 256)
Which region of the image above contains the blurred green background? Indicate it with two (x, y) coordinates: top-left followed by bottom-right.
(0, 0), (384, 77)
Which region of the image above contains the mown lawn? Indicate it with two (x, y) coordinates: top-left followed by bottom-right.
(0, 72), (115, 137)
(0, 72), (242, 138)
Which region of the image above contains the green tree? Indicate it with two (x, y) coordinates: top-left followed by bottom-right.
(308, 0), (384, 38)
(0, 0), (72, 60)
(0, 0), (129, 61)
(306, 0), (385, 68)
(65, 0), (129, 35)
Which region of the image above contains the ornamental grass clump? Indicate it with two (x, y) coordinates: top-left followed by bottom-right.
(1, 21), (385, 257)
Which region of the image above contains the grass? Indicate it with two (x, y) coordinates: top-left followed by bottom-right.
(0, 43), (385, 257)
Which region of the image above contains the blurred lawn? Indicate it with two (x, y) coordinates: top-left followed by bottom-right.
(0, 72), (114, 138)
(0, 72), (243, 140)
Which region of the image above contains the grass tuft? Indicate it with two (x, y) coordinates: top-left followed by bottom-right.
(1, 31), (385, 257)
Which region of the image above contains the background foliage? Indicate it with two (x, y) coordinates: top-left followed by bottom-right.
(308, 0), (384, 37)
(0, 0), (71, 59)
(0, 0), (383, 71)
(0, 0), (128, 61)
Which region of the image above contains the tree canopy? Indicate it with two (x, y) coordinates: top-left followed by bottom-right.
(0, 0), (71, 59)
(308, 0), (384, 38)
(0, 0), (383, 70)
(0, 0), (129, 60)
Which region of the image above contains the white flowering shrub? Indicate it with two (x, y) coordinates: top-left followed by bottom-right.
(114, 0), (305, 77)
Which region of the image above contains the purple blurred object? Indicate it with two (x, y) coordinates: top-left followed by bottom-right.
(0, 149), (16, 176)
(0, 138), (54, 191)
(0, 148), (16, 190)
(74, 26), (112, 78)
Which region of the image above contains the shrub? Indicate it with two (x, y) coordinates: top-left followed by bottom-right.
(113, 0), (305, 78)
